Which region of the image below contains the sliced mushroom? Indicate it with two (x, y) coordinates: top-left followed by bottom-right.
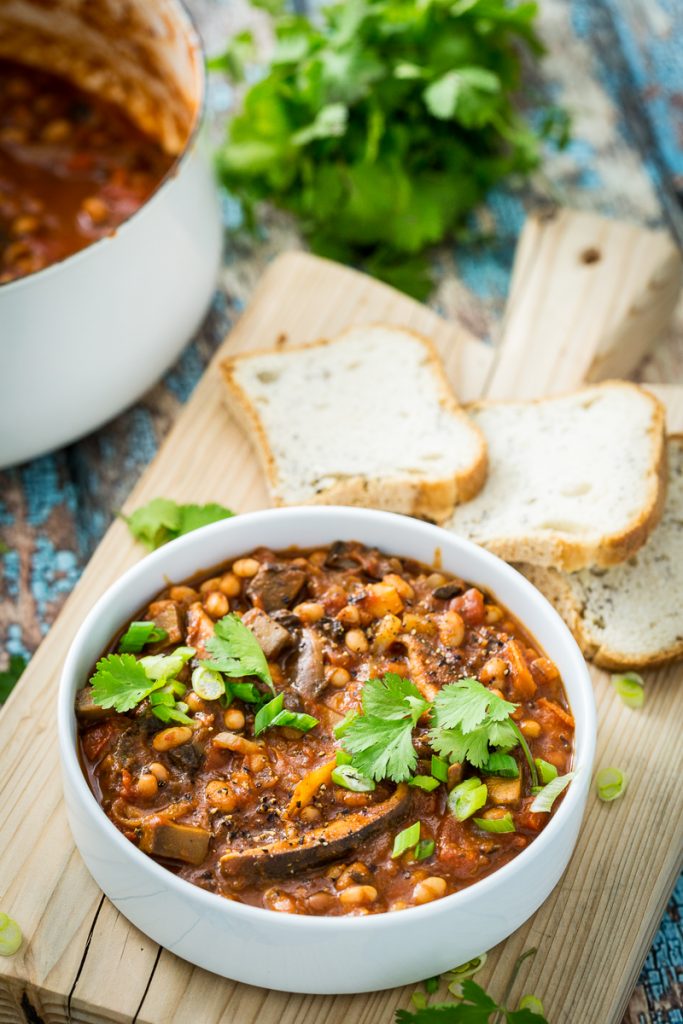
(289, 627), (325, 700)
(241, 607), (293, 659)
(148, 600), (184, 645)
(246, 562), (306, 611)
(139, 821), (211, 865)
(75, 687), (115, 722)
(401, 633), (464, 702)
(220, 784), (410, 877)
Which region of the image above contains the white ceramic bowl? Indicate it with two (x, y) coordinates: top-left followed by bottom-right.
(0, 0), (222, 469)
(58, 507), (596, 994)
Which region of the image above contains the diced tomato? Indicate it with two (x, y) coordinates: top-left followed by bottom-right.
(449, 587), (485, 625)
(81, 722), (117, 762)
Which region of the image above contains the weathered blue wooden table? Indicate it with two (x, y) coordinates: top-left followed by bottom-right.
(1, 1), (682, 1019)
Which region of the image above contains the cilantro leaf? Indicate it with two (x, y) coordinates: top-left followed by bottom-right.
(124, 499), (234, 550)
(205, 613), (274, 693)
(343, 673), (430, 782)
(89, 654), (163, 713)
(0, 654), (27, 703)
(362, 673), (429, 722)
(430, 723), (493, 770)
(429, 679), (519, 771)
(177, 503), (236, 536)
(432, 678), (516, 733)
(344, 715), (420, 783)
(396, 979), (498, 1022)
(124, 498), (180, 550)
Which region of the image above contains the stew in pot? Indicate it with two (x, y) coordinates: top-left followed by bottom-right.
(0, 59), (173, 284)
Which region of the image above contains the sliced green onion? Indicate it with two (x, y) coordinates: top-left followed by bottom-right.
(519, 994), (545, 1015)
(535, 758), (558, 785)
(611, 672), (645, 709)
(191, 665), (225, 701)
(530, 771), (575, 812)
(139, 646), (195, 681)
(149, 690), (175, 707)
(414, 838), (435, 861)
(333, 710), (358, 739)
(270, 709), (318, 733)
(392, 821), (421, 858)
(151, 703), (193, 725)
(481, 752), (519, 778)
(409, 775), (440, 792)
(431, 754), (449, 783)
(335, 748), (353, 765)
(166, 678), (187, 698)
(447, 778), (487, 821)
(595, 766), (627, 802)
(411, 992), (427, 1010)
(447, 953), (487, 996)
(228, 681), (265, 704)
(0, 913), (22, 956)
(331, 764), (375, 792)
(509, 720), (539, 788)
(424, 976), (439, 994)
(119, 621), (168, 653)
(254, 693), (284, 734)
(474, 812), (515, 833)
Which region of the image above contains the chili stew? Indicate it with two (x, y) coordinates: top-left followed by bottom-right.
(77, 542), (575, 917)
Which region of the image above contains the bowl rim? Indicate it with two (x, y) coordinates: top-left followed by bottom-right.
(58, 505), (597, 931)
(0, 0), (207, 296)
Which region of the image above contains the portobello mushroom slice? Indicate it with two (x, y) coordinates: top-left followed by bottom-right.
(289, 627), (326, 700)
(75, 687), (115, 722)
(148, 600), (184, 645)
(242, 607), (293, 659)
(139, 821), (211, 865)
(220, 784), (410, 878)
(247, 562), (306, 611)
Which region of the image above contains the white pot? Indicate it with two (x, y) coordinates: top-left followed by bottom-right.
(0, 0), (222, 468)
(58, 507), (597, 995)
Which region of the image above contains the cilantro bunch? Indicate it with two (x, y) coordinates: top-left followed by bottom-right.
(212, 0), (568, 298)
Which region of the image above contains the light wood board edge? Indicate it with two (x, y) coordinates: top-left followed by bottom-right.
(486, 208), (682, 398)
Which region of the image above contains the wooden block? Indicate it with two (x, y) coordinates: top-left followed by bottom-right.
(486, 208), (682, 399)
(1, 245), (681, 1024)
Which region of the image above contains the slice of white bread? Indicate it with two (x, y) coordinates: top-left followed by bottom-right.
(520, 437), (683, 669)
(221, 325), (487, 523)
(448, 382), (667, 571)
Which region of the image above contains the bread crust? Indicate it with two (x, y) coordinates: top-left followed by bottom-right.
(519, 438), (683, 669)
(464, 381), (668, 572)
(220, 324), (488, 524)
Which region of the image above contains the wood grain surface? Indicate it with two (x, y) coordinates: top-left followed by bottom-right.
(2, 2), (683, 1020)
(1, 236), (682, 1024)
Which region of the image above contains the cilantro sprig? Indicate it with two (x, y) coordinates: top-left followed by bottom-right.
(90, 654), (164, 713)
(343, 674), (430, 782)
(205, 613), (275, 694)
(341, 673), (541, 790)
(212, 0), (569, 299)
(397, 948), (548, 1023)
(88, 653), (194, 725)
(123, 498), (234, 550)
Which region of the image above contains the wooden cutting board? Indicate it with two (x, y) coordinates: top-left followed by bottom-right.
(1, 209), (682, 1024)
